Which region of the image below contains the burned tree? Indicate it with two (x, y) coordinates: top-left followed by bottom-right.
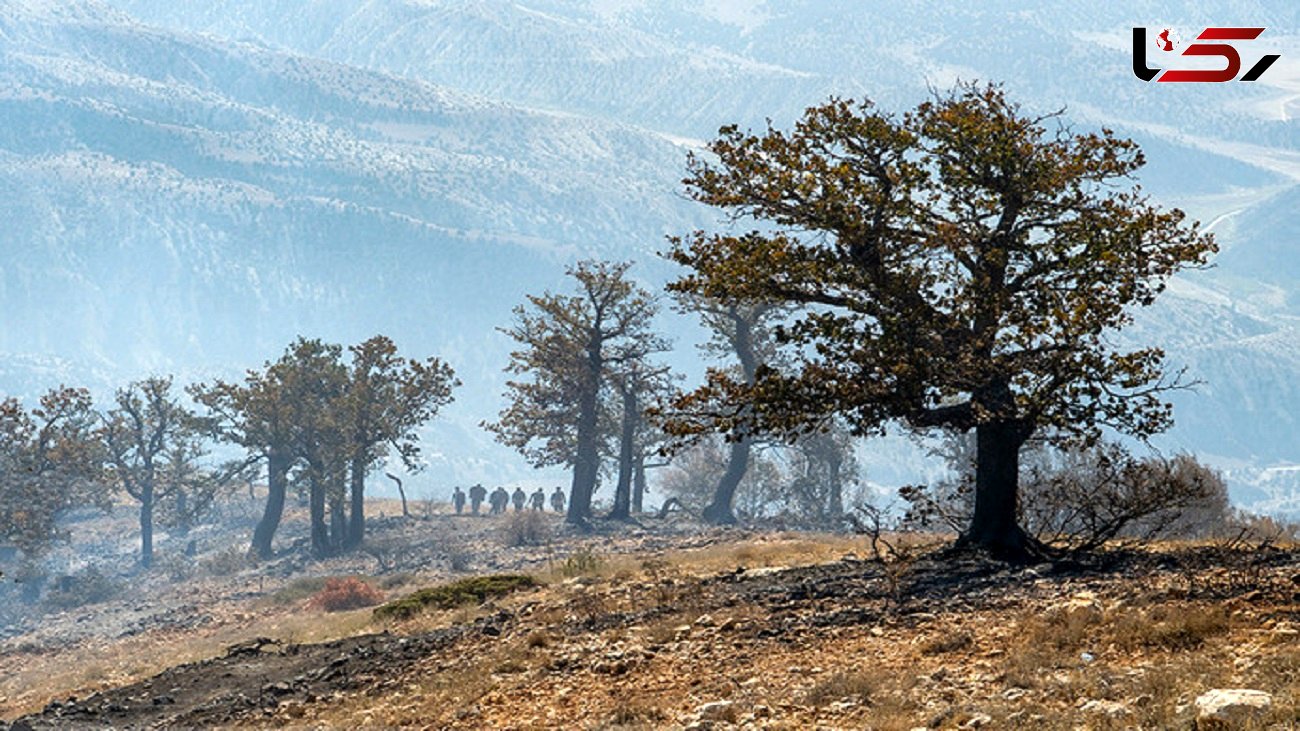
(667, 84), (1216, 560)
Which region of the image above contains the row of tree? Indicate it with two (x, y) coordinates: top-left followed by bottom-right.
(0, 336), (458, 566)
(5, 83), (1218, 565)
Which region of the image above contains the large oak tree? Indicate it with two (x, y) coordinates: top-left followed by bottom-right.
(665, 84), (1216, 559)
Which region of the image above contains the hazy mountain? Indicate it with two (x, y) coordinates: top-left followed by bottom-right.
(2, 0), (1297, 510)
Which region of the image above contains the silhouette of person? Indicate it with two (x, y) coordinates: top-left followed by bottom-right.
(530, 487), (545, 511)
(469, 483), (487, 515)
(491, 487), (509, 515)
(512, 487), (527, 513)
(452, 486), (466, 515)
(550, 486), (566, 514)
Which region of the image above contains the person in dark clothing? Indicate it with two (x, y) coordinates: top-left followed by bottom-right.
(490, 487), (509, 515)
(452, 486), (466, 515)
(469, 483), (487, 515)
(550, 486), (566, 513)
(530, 488), (545, 511)
(511, 487), (527, 513)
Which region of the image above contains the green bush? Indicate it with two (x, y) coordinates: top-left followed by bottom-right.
(373, 574), (540, 622)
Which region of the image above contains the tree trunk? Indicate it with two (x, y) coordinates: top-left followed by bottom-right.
(608, 385), (636, 521)
(703, 438), (750, 525)
(309, 468), (330, 559)
(140, 485), (154, 568)
(174, 489), (190, 536)
(347, 456), (366, 548)
(960, 420), (1034, 561)
(632, 452), (647, 514)
(330, 490), (347, 549)
(250, 451), (289, 560)
(827, 455), (844, 524)
(385, 473), (410, 518)
(567, 343), (602, 525)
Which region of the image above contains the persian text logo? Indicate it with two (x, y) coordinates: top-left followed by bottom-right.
(1133, 27), (1280, 82)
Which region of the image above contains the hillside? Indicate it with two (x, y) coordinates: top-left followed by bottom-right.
(2, 509), (1298, 729)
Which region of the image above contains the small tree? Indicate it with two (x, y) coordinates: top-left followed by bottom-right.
(191, 340), (324, 560)
(783, 420), (860, 526)
(102, 376), (199, 567)
(607, 358), (674, 521)
(0, 389), (105, 557)
(666, 84), (1216, 559)
(486, 260), (664, 525)
(339, 336), (458, 548)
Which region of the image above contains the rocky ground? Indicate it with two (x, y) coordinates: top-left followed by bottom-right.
(2, 513), (1299, 729)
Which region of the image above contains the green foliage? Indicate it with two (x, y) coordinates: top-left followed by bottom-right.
(484, 260), (664, 470)
(667, 82), (1216, 445)
(192, 335), (458, 557)
(372, 574), (541, 621)
(484, 260), (670, 522)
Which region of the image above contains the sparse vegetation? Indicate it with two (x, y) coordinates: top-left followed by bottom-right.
(200, 545), (251, 577)
(499, 511), (550, 547)
(805, 670), (877, 707)
(557, 547), (604, 578)
(919, 629), (975, 656)
(41, 565), (121, 610)
(373, 574), (541, 622)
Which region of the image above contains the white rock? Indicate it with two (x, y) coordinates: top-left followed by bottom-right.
(1195, 688), (1272, 726)
(1078, 699), (1128, 718)
(697, 700), (735, 721)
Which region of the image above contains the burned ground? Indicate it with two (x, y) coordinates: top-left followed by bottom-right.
(5, 524), (1300, 729)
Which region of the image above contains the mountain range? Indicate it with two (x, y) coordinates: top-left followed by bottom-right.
(1, 0), (1296, 512)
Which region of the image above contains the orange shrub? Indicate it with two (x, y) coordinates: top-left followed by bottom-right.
(306, 576), (385, 612)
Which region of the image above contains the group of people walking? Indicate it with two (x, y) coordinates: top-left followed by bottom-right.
(451, 484), (566, 515)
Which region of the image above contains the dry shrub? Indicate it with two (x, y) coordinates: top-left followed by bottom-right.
(307, 576), (385, 612)
(903, 439), (1231, 553)
(42, 566), (121, 610)
(806, 670), (878, 707)
(501, 511), (551, 547)
(920, 628), (975, 655)
(1110, 604), (1230, 651)
(608, 700), (669, 727)
(559, 547), (604, 577)
(201, 545), (251, 577)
